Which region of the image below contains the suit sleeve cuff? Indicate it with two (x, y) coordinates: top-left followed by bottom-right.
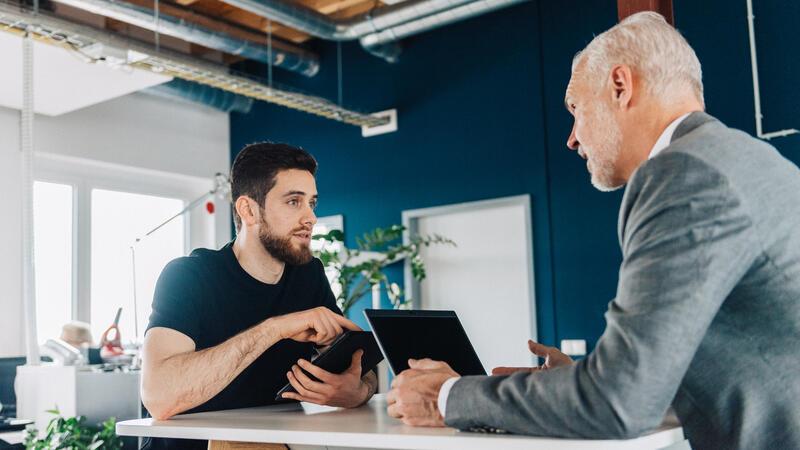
(437, 377), (460, 417)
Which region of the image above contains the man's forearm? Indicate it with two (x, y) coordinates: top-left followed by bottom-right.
(144, 319), (282, 419)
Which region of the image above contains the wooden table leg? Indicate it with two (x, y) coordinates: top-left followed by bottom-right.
(208, 440), (288, 450)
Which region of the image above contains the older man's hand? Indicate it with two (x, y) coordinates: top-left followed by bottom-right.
(492, 339), (573, 376)
(386, 359), (459, 427)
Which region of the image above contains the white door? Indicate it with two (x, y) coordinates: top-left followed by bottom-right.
(403, 195), (536, 372)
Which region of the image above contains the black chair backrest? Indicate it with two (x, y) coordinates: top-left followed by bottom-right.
(0, 357), (26, 417)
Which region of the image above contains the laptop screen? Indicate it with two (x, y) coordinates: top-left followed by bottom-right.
(364, 310), (486, 376)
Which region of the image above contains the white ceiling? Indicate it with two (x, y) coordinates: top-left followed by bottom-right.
(0, 31), (171, 116)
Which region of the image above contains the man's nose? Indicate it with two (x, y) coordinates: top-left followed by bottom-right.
(566, 122), (580, 151)
(302, 208), (317, 227)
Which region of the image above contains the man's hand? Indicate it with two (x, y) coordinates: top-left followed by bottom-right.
(281, 349), (371, 408)
(271, 307), (361, 346)
(386, 359), (459, 427)
(491, 339), (573, 375)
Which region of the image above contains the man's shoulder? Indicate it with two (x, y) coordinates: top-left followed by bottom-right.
(618, 148), (741, 246)
(632, 116), (772, 193)
(187, 244), (230, 262)
(657, 116), (784, 177)
(159, 245), (229, 282)
(626, 150), (730, 206)
(636, 118), (799, 205)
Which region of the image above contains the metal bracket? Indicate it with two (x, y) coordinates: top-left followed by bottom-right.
(361, 108), (398, 137)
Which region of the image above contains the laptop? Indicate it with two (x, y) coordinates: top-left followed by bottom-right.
(364, 309), (486, 376)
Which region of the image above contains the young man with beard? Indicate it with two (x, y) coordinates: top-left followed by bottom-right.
(140, 143), (378, 450)
(386, 12), (800, 450)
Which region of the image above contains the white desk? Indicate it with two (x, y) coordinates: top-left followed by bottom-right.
(0, 430), (26, 446)
(117, 395), (685, 450)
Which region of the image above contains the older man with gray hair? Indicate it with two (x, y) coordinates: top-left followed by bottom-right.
(386, 11), (800, 449)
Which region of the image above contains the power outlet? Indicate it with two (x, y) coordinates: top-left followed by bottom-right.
(560, 339), (587, 356)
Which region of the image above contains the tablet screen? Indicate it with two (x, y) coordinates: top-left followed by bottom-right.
(365, 310), (486, 376)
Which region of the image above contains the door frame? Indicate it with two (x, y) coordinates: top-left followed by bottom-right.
(401, 194), (537, 343)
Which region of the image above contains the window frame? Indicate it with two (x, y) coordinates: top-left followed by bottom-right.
(34, 152), (214, 326)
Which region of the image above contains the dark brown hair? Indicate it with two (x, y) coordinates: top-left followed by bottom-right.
(230, 142), (317, 232)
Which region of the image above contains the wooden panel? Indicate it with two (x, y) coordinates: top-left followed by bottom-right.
(305, 0), (375, 15)
(187, 0), (386, 43)
(329, 0), (381, 19)
(617, 0), (674, 25)
(218, 8), (311, 43)
(83, 0), (390, 54)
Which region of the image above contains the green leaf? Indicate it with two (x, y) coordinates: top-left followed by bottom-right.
(314, 224), (453, 315)
(25, 412), (122, 450)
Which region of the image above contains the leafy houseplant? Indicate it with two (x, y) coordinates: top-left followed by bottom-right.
(24, 409), (122, 450)
(312, 225), (455, 315)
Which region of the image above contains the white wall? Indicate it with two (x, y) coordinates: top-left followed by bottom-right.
(0, 107), (25, 359)
(408, 196), (537, 372)
(33, 93), (230, 179)
(0, 93), (231, 357)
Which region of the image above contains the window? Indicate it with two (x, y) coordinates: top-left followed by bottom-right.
(33, 181), (74, 345)
(32, 154), (220, 346)
(90, 189), (185, 342)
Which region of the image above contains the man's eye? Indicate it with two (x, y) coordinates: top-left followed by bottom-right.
(310, 201), (318, 210)
(288, 199), (299, 206)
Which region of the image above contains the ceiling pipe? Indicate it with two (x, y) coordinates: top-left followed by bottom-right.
(49, 0), (320, 76)
(0, 2), (389, 127)
(361, 0), (528, 61)
(215, 0), (528, 62)
(214, 0), (480, 41)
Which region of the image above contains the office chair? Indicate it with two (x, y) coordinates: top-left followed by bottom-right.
(0, 357), (25, 419)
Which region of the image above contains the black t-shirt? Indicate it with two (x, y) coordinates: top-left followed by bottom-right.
(142, 242), (340, 449)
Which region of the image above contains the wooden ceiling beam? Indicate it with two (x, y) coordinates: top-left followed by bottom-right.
(617, 0), (673, 25)
(329, 0), (380, 19)
(303, 0), (376, 15)
(153, 0), (386, 45)
(219, 0), (385, 42)
(218, 8), (312, 42)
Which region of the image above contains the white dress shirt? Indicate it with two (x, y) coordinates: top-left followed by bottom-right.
(436, 112), (693, 419)
(648, 112), (692, 159)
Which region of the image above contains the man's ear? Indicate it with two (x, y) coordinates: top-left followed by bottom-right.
(235, 196), (260, 228)
(609, 64), (634, 110)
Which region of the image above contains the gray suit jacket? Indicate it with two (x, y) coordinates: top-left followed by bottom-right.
(445, 112), (800, 449)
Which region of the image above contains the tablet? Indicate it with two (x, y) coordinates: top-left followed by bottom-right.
(275, 331), (384, 401)
(364, 309), (486, 376)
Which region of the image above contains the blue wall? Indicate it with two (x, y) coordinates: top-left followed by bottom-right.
(231, 0), (800, 349)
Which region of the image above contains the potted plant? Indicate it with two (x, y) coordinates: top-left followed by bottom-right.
(24, 409), (122, 449)
(312, 225), (455, 315)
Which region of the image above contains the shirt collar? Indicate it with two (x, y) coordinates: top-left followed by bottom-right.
(648, 112), (692, 159)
